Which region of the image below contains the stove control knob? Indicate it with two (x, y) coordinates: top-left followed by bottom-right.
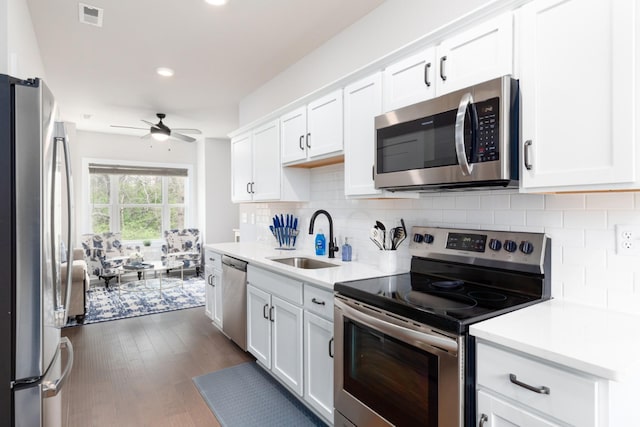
(520, 241), (535, 255)
(423, 234), (435, 244)
(488, 238), (502, 251)
(413, 233), (424, 243)
(504, 240), (517, 253)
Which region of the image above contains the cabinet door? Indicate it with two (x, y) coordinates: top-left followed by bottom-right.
(344, 73), (383, 197)
(247, 284), (271, 368)
(519, 0), (635, 190)
(212, 268), (223, 328)
(304, 311), (334, 422)
(252, 119), (281, 201)
(230, 132), (253, 202)
(281, 106), (307, 164)
(477, 390), (560, 427)
(204, 272), (213, 320)
(307, 89), (343, 160)
(271, 295), (303, 396)
(383, 47), (436, 111)
(436, 12), (513, 96)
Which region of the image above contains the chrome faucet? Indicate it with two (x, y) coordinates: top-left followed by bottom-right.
(308, 209), (339, 258)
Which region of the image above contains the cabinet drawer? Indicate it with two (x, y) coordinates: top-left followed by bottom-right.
(204, 249), (222, 270)
(303, 285), (333, 319)
(477, 342), (599, 427)
(247, 266), (303, 305)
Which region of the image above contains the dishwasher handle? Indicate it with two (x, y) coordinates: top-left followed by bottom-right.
(222, 255), (248, 272)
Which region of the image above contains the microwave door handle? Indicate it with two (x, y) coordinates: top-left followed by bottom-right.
(455, 92), (474, 176)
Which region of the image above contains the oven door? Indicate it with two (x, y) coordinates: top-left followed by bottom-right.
(334, 296), (463, 427)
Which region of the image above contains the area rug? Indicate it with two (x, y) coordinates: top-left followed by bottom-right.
(193, 362), (327, 427)
(64, 276), (205, 327)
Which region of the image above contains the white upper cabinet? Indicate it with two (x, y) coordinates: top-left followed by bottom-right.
(519, 0), (636, 191)
(344, 73), (384, 196)
(382, 12), (513, 112)
(231, 119), (309, 203)
(281, 89), (343, 165)
(230, 132), (253, 202)
(383, 47), (436, 111)
(436, 12), (513, 96)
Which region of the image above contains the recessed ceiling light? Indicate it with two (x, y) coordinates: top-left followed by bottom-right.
(205, 0), (228, 6)
(156, 67), (174, 77)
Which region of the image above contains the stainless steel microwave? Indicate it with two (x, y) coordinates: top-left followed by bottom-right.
(374, 75), (519, 192)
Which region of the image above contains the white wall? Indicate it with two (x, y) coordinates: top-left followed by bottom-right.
(239, 0), (491, 125)
(202, 138), (238, 244)
(4, 0), (45, 79)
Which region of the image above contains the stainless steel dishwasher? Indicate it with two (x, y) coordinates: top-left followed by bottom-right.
(221, 255), (248, 351)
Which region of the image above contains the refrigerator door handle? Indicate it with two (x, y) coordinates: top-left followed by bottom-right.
(52, 122), (75, 328)
(43, 337), (74, 398)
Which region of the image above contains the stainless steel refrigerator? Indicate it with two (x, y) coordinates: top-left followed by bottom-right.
(0, 74), (74, 426)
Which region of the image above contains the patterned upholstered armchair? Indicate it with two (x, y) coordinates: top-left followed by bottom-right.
(161, 228), (202, 276)
(80, 232), (137, 286)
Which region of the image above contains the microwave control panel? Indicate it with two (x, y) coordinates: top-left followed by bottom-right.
(472, 97), (500, 163)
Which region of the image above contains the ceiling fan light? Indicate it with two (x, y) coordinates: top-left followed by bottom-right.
(205, 0), (228, 5)
(151, 133), (169, 141)
(156, 67), (175, 77)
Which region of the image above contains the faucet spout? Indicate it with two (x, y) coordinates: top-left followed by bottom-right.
(308, 209), (339, 258)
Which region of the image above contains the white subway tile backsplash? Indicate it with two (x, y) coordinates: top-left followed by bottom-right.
(564, 211), (607, 229)
(586, 193), (635, 210)
(545, 194), (585, 210)
(244, 163), (640, 312)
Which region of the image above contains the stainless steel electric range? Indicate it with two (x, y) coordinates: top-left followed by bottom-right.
(334, 226), (551, 427)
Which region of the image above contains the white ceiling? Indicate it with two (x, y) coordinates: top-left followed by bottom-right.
(26, 0), (385, 140)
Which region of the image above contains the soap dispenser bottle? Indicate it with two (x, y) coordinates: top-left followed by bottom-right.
(315, 229), (326, 256)
(341, 237), (352, 262)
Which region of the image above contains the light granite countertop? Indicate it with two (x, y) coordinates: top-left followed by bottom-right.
(204, 242), (407, 291)
(470, 299), (640, 382)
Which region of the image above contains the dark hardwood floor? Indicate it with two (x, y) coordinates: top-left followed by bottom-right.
(61, 307), (253, 427)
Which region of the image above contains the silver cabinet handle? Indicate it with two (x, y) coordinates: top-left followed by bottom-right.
(299, 135), (304, 151)
(424, 62), (432, 87)
(509, 373), (550, 394)
(455, 92), (474, 176)
(43, 337), (74, 398)
(207, 274), (212, 285)
(440, 56), (447, 81)
(269, 306), (275, 322)
(262, 303), (269, 320)
(328, 337), (334, 358)
(311, 297), (325, 306)
(524, 140), (533, 170)
(306, 132), (311, 149)
(479, 413), (488, 427)
(246, 182), (251, 194)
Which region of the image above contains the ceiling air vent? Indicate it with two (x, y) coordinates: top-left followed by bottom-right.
(78, 3), (104, 27)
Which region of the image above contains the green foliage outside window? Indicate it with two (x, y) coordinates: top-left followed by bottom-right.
(89, 169), (186, 240)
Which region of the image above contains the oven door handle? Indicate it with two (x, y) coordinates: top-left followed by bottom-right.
(335, 298), (458, 353)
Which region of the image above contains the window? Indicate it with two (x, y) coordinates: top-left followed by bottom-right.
(88, 163), (189, 240)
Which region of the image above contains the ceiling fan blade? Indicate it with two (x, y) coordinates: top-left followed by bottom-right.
(171, 128), (202, 135)
(110, 125), (148, 130)
(141, 119), (161, 129)
(170, 132), (196, 143)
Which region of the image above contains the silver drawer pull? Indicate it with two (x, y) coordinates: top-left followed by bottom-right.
(509, 373), (550, 394)
(311, 297), (325, 306)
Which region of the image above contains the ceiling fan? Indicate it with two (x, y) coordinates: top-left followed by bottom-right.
(111, 113), (202, 142)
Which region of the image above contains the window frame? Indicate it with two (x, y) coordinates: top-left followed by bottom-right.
(82, 158), (193, 243)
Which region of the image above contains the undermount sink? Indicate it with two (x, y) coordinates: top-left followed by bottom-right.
(271, 257), (339, 270)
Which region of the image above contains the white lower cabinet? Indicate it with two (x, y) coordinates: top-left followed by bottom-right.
(204, 249), (223, 329)
(246, 267), (304, 397)
(303, 286), (334, 424)
(476, 341), (602, 427)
